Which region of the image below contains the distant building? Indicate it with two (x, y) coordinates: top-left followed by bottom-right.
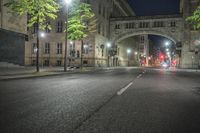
(0, 0), (27, 65)
(180, 0), (200, 68)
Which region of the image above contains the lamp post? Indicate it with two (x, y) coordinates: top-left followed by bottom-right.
(35, 0), (40, 72)
(127, 49), (131, 67)
(106, 42), (111, 67)
(64, 0), (71, 72)
(134, 51), (138, 66)
(35, 30), (45, 72)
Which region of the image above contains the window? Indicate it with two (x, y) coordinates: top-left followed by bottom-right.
(103, 6), (105, 18)
(125, 23), (135, 29)
(107, 8), (110, 20)
(83, 44), (89, 54)
(27, 14), (32, 31)
(170, 21), (176, 27)
(32, 43), (37, 54)
(140, 36), (145, 43)
(44, 43), (50, 54)
(56, 21), (63, 33)
(56, 60), (62, 66)
(0, 0), (2, 12)
(153, 21), (164, 27)
(115, 24), (120, 29)
(33, 23), (38, 33)
(102, 25), (105, 36)
(83, 60), (88, 64)
(77, 50), (80, 58)
(45, 21), (51, 33)
(70, 50), (76, 57)
(57, 43), (62, 54)
(98, 3), (101, 15)
(98, 23), (101, 34)
(70, 41), (76, 57)
(32, 60), (36, 66)
(44, 60), (49, 66)
(139, 22), (149, 28)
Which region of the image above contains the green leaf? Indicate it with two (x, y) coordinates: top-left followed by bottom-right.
(4, 0), (60, 29)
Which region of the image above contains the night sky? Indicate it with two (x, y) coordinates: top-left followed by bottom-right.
(128, 0), (180, 16)
(128, 0), (180, 50)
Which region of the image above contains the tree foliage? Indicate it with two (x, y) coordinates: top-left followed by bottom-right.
(4, 0), (59, 30)
(67, 2), (94, 41)
(186, 5), (200, 30)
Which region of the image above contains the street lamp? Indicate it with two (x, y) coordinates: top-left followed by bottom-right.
(165, 41), (170, 47)
(127, 49), (131, 66)
(40, 32), (45, 38)
(107, 42), (111, 67)
(65, 0), (71, 4)
(127, 49), (131, 54)
(64, 0), (72, 72)
(35, 31), (45, 72)
(134, 51), (138, 55)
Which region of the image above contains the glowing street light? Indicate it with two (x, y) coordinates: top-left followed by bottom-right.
(127, 49), (131, 66)
(83, 44), (88, 49)
(165, 41), (170, 47)
(167, 52), (170, 56)
(107, 42), (111, 48)
(134, 51), (138, 55)
(107, 42), (111, 67)
(64, 0), (72, 4)
(127, 49), (131, 54)
(40, 32), (45, 38)
(166, 48), (169, 52)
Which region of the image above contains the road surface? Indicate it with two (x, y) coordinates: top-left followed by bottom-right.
(0, 68), (200, 133)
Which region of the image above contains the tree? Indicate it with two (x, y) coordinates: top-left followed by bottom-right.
(186, 5), (200, 30)
(186, 5), (200, 48)
(4, 0), (59, 72)
(66, 1), (94, 69)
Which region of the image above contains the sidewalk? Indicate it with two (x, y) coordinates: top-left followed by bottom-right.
(145, 67), (200, 73)
(0, 66), (96, 80)
(0, 66), (199, 80)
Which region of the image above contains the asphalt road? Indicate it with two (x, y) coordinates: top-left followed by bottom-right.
(0, 68), (200, 133)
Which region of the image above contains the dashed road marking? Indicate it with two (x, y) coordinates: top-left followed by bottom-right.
(137, 74), (142, 78)
(117, 82), (133, 95)
(117, 72), (145, 96)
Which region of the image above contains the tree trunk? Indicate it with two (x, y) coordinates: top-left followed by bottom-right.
(81, 40), (83, 69)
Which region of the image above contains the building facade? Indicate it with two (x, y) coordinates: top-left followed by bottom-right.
(0, 0), (27, 65)
(180, 0), (200, 68)
(25, 0), (135, 67)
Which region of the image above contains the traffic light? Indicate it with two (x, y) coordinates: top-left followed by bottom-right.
(160, 55), (164, 60)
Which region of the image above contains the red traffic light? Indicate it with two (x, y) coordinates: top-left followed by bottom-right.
(160, 55), (164, 59)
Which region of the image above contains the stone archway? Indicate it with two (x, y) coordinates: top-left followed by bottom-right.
(110, 30), (183, 67)
(112, 30), (179, 45)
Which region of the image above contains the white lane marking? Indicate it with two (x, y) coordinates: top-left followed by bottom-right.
(137, 74), (142, 78)
(117, 82), (133, 95)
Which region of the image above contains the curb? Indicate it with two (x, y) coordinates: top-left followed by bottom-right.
(0, 69), (95, 81)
